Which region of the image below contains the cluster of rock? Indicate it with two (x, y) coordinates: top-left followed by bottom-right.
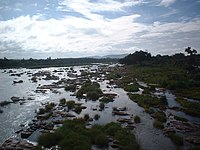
(0, 138), (35, 150)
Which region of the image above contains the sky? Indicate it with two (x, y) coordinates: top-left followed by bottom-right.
(0, 0), (200, 59)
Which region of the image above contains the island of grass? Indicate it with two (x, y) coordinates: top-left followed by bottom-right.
(175, 97), (200, 117)
(76, 80), (103, 100)
(35, 119), (141, 150)
(128, 93), (167, 110)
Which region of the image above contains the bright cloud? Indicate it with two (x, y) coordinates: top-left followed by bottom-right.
(159, 0), (176, 7)
(0, 0), (199, 58)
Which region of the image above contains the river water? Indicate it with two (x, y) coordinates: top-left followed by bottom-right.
(0, 64), (197, 150)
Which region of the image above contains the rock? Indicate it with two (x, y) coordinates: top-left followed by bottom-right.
(66, 113), (76, 117)
(125, 125), (136, 130)
(11, 96), (25, 102)
(185, 136), (200, 145)
(0, 101), (13, 107)
(163, 128), (176, 134)
(112, 111), (129, 116)
(0, 138), (35, 149)
(21, 130), (33, 138)
(13, 80), (23, 84)
(80, 106), (87, 109)
(117, 118), (132, 123)
(111, 144), (119, 148)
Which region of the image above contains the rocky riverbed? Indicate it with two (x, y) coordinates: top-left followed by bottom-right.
(0, 64), (200, 150)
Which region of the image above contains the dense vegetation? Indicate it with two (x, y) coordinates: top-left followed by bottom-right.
(36, 119), (140, 150)
(76, 80), (103, 100)
(118, 48), (200, 100)
(0, 57), (117, 69)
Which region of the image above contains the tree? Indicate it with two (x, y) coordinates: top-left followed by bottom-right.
(185, 47), (197, 56)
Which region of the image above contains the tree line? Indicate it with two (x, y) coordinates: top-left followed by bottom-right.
(0, 57), (118, 69)
(119, 47), (199, 72)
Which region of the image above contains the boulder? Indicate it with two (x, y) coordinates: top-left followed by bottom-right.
(21, 130), (33, 138)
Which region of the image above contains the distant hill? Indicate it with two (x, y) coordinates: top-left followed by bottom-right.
(103, 54), (129, 58)
(92, 54), (128, 59)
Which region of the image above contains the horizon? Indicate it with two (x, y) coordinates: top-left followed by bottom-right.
(0, 0), (200, 59)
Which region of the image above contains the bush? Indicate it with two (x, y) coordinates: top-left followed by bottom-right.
(76, 81), (102, 100)
(99, 102), (105, 110)
(38, 132), (62, 148)
(134, 115), (141, 123)
(0, 101), (12, 107)
(99, 97), (114, 103)
(94, 133), (108, 148)
(153, 120), (164, 129)
(66, 100), (75, 110)
(153, 111), (167, 123)
(65, 85), (76, 92)
(45, 103), (55, 112)
(87, 91), (99, 100)
(168, 133), (183, 146)
(84, 114), (90, 121)
(174, 115), (188, 122)
(59, 98), (66, 105)
(74, 105), (82, 114)
(38, 108), (45, 114)
(94, 114), (100, 120)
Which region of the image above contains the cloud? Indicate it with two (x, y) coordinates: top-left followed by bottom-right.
(159, 0), (176, 7)
(0, 0), (199, 58)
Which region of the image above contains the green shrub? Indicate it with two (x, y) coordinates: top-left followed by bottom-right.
(76, 81), (102, 100)
(45, 103), (55, 112)
(38, 108), (45, 114)
(84, 114), (90, 121)
(94, 114), (100, 120)
(87, 91), (99, 100)
(153, 120), (164, 129)
(59, 98), (66, 105)
(38, 132), (62, 148)
(74, 105), (82, 114)
(123, 83), (140, 92)
(153, 111), (166, 123)
(134, 115), (141, 123)
(99, 97), (114, 103)
(66, 100), (75, 110)
(174, 115), (188, 122)
(65, 85), (76, 92)
(94, 133), (108, 148)
(99, 102), (105, 110)
(0, 101), (12, 107)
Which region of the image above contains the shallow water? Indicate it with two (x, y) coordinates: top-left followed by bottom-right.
(0, 65), (197, 150)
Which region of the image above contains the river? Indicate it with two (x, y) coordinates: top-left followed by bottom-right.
(0, 64), (197, 150)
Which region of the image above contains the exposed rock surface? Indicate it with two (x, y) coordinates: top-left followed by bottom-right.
(0, 138), (35, 150)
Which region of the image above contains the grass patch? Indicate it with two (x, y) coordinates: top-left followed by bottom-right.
(153, 120), (164, 129)
(59, 98), (66, 105)
(37, 119), (141, 150)
(123, 83), (140, 92)
(174, 115), (188, 122)
(152, 111), (167, 123)
(128, 93), (167, 110)
(0, 101), (12, 107)
(99, 102), (105, 110)
(66, 100), (75, 110)
(176, 97), (200, 117)
(76, 81), (103, 100)
(94, 114), (100, 120)
(99, 97), (114, 103)
(134, 115), (141, 123)
(65, 84), (76, 92)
